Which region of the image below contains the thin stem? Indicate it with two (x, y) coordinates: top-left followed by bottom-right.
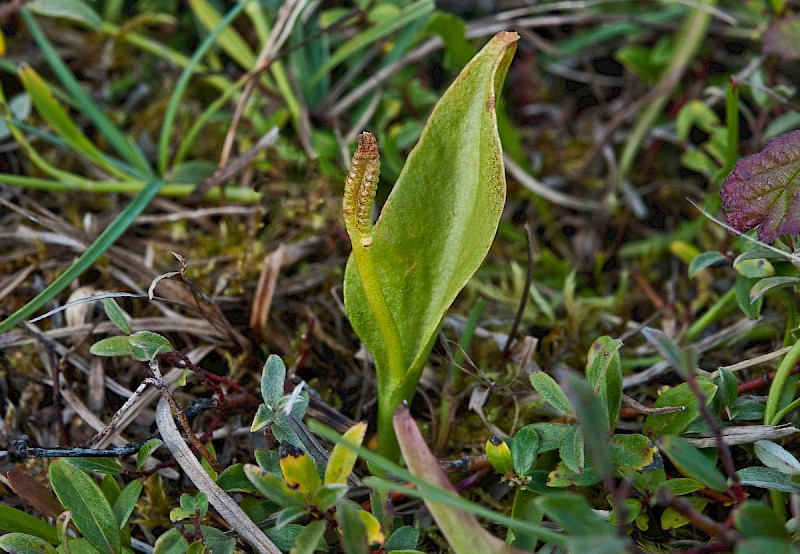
(764, 339), (800, 425)
(685, 370), (745, 503)
(436, 299), (485, 453)
(684, 287), (736, 342)
(763, 340), (800, 520)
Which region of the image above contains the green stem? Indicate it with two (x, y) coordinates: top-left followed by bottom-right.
(764, 339), (800, 521)
(684, 287), (736, 342)
(764, 339), (800, 425)
(351, 247), (405, 387)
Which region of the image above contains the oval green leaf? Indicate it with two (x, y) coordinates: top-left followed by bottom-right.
(128, 331), (172, 361)
(102, 299), (131, 335)
(48, 459), (121, 553)
(89, 336), (133, 358)
(530, 372), (573, 417)
(585, 336), (623, 430)
(0, 533), (58, 554)
(688, 251), (727, 277)
(657, 435), (728, 492)
(344, 32), (518, 411)
(750, 276), (800, 304)
(643, 379), (717, 438)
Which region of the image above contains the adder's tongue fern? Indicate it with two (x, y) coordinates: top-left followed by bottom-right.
(343, 132), (380, 248)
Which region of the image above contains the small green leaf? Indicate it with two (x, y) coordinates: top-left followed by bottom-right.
(265, 525), (307, 552)
(153, 527), (188, 554)
(386, 526), (419, 551)
(610, 434), (657, 471)
(737, 275), (763, 316)
(585, 336), (623, 429)
(749, 276), (800, 303)
(64, 457), (121, 475)
(89, 336), (133, 358)
(311, 483), (349, 512)
(643, 379), (717, 438)
(661, 497), (707, 529)
(688, 251), (727, 277)
(48, 459), (121, 554)
(27, 0), (102, 29)
(559, 425), (584, 474)
(658, 435), (728, 492)
(324, 422), (367, 485)
(128, 331), (172, 361)
(530, 372), (573, 417)
(546, 462), (601, 488)
(717, 368), (739, 412)
(511, 425), (539, 477)
(527, 423), (570, 452)
(216, 466), (254, 495)
(735, 501), (791, 539)
(102, 299), (131, 335)
(244, 465), (307, 508)
(136, 438), (163, 470)
(656, 478), (704, 496)
(255, 448), (281, 474)
(609, 498), (643, 525)
(734, 258), (775, 279)
(261, 355), (286, 407)
(250, 404), (275, 432)
(0, 533), (58, 554)
(737, 466), (800, 493)
(112, 480), (143, 529)
(275, 506), (307, 529)
(754, 440), (800, 474)
(290, 520), (327, 554)
(536, 493), (617, 536)
(0, 506), (58, 544)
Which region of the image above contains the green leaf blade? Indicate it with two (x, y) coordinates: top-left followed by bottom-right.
(48, 460), (121, 554)
(658, 435), (728, 492)
(343, 31), (519, 404)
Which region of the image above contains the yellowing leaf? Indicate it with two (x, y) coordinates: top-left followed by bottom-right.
(357, 509), (385, 547)
(324, 422), (367, 485)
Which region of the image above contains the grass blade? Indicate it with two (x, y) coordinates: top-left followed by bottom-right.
(21, 9), (153, 176)
(157, 0), (254, 174)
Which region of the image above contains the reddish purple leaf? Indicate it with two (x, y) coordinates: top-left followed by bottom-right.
(721, 130), (800, 243)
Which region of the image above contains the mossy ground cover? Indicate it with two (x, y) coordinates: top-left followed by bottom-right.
(1, 2), (800, 553)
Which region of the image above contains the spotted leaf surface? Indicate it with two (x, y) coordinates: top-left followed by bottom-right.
(721, 130), (800, 243)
